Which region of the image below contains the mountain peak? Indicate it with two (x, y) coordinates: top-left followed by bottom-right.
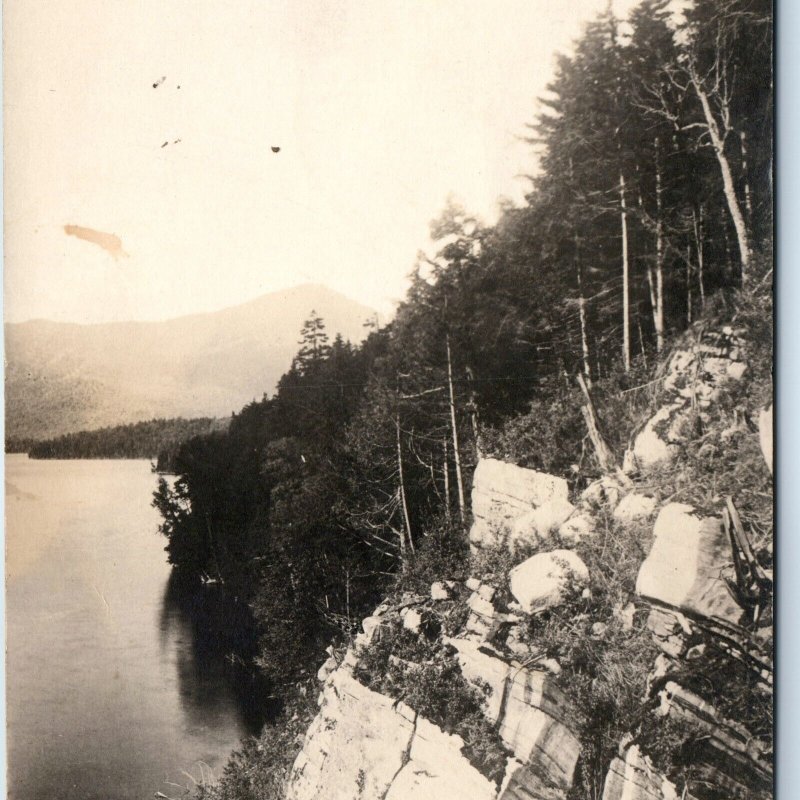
(6, 284), (378, 440)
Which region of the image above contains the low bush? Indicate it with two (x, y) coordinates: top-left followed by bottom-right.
(392, 516), (470, 597)
(197, 683), (319, 800)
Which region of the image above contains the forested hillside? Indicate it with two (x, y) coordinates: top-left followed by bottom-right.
(5, 284), (374, 440)
(152, 3), (772, 798)
(23, 417), (229, 462)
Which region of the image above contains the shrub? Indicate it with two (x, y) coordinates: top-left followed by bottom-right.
(392, 516), (470, 596)
(197, 683), (319, 800)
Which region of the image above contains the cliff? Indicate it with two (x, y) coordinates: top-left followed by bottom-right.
(283, 324), (773, 800)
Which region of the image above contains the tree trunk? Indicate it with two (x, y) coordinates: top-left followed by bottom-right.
(690, 74), (751, 277)
(646, 265), (657, 327)
(576, 372), (617, 473)
(637, 316), (648, 369)
(692, 204), (706, 309)
(740, 130), (753, 223)
(465, 364), (482, 458)
(619, 171), (631, 372)
(576, 236), (592, 387)
(654, 138), (665, 352)
(395, 411), (414, 554)
(442, 437), (451, 522)
(446, 334), (466, 525)
(686, 245), (693, 324)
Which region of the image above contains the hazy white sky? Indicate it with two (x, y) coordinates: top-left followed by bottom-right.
(5, 0), (640, 323)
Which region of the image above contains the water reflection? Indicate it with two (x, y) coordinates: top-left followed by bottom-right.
(6, 457), (271, 800)
(159, 571), (278, 736)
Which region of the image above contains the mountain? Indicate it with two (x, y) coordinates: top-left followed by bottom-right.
(5, 284), (377, 440)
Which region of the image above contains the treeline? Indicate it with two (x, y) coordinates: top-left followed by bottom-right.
(26, 417), (229, 462)
(5, 437), (39, 454)
(154, 0), (771, 688)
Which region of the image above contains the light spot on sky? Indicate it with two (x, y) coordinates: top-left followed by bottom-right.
(64, 225), (128, 260)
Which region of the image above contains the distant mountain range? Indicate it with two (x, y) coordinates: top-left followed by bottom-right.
(5, 284), (377, 440)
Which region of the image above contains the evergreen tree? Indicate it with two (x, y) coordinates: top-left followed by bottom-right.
(295, 311), (331, 374)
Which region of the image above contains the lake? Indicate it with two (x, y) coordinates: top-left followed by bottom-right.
(6, 456), (268, 800)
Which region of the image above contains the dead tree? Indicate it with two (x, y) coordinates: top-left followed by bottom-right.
(577, 372), (617, 473)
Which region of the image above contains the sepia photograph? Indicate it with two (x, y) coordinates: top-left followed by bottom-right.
(3, 1), (774, 799)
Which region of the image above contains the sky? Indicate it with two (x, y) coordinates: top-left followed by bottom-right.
(4, 0), (641, 324)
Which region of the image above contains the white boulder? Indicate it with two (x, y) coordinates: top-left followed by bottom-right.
(509, 550), (590, 614)
(469, 459), (569, 551)
(613, 492), (657, 524)
(558, 512), (595, 543)
(430, 581), (456, 601)
(632, 403), (684, 470)
(402, 609), (423, 633)
(636, 503), (744, 626)
(361, 615), (384, 643)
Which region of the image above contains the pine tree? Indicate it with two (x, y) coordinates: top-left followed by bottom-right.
(295, 311), (331, 374)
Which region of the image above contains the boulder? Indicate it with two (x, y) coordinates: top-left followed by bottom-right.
(602, 745), (678, 800)
(580, 475), (630, 510)
(478, 583), (497, 601)
(558, 511), (595, 544)
(431, 581), (456, 601)
(402, 608), (423, 633)
(613, 492), (657, 524)
(510, 499), (576, 547)
(636, 503), (744, 626)
(361, 615), (384, 644)
(467, 593), (496, 618)
(759, 404), (772, 474)
(510, 550), (590, 614)
(470, 459), (569, 551)
(645, 607), (692, 658)
(631, 403), (684, 470)
(464, 591), (502, 642)
(613, 601), (636, 632)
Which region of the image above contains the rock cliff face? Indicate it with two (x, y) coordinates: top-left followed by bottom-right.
(285, 329), (772, 800)
(287, 670), (497, 800)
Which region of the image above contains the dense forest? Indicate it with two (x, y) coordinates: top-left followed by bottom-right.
(152, 2), (772, 797)
(20, 417), (229, 461)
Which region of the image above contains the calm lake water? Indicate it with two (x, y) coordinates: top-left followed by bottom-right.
(6, 456), (267, 800)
